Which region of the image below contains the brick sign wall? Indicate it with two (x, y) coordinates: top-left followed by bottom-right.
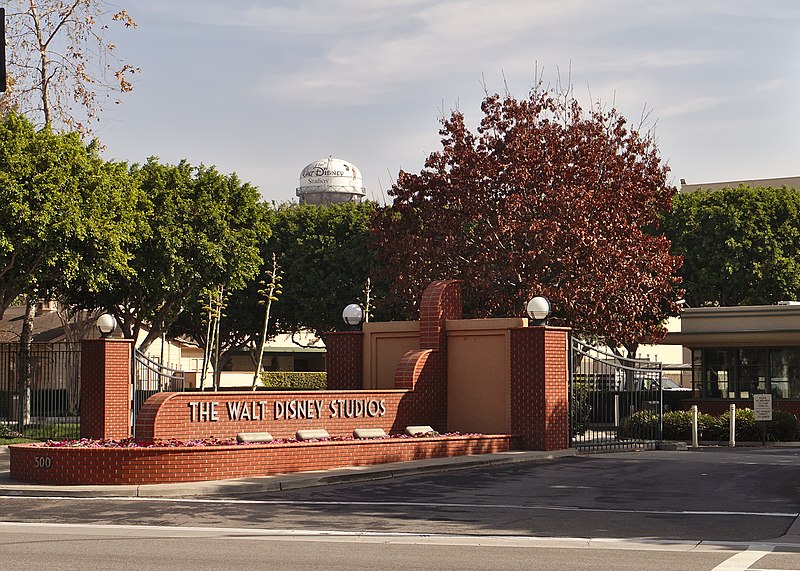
(135, 389), (435, 440)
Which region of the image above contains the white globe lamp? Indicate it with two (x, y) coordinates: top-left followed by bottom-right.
(96, 313), (117, 338)
(526, 296), (551, 326)
(342, 303), (365, 329)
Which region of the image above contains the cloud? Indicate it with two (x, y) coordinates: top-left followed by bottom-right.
(245, 0), (754, 108)
(753, 78), (786, 93)
(659, 97), (725, 118)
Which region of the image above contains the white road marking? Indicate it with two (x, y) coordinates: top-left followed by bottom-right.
(1, 520), (798, 557)
(0, 521), (746, 550)
(2, 495), (796, 519)
(711, 546), (774, 570)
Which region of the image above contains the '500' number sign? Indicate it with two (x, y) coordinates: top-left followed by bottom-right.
(34, 456), (51, 468)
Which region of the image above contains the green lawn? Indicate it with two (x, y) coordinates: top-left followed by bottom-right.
(1, 422), (78, 443)
(0, 437), (36, 445)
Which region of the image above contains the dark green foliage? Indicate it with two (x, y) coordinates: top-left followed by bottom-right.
(619, 410), (660, 439)
(570, 382), (592, 437)
(0, 112), (140, 318)
(620, 408), (800, 442)
(265, 201), (380, 337)
(0, 424), (22, 439)
(707, 408), (759, 441)
(95, 158), (266, 351)
(661, 410), (693, 440)
(664, 186), (800, 306)
(769, 410), (800, 442)
(260, 371), (327, 390)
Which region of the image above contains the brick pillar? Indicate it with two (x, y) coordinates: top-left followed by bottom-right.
(509, 326), (570, 450)
(323, 331), (364, 390)
(418, 279), (462, 352)
(80, 339), (133, 440)
(394, 280), (462, 431)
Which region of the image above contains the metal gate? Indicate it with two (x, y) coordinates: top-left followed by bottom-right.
(0, 342), (81, 440)
(570, 336), (663, 450)
(131, 349), (186, 436)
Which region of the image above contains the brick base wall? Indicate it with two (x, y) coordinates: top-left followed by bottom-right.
(9, 435), (517, 485)
(323, 331), (364, 390)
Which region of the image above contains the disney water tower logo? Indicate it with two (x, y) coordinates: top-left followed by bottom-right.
(301, 160), (357, 180)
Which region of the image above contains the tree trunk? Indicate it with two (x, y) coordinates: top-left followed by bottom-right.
(18, 296), (36, 427)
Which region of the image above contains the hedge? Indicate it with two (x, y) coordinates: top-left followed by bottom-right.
(620, 408), (800, 442)
(259, 371), (327, 390)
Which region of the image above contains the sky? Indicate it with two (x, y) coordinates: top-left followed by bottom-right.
(94, 0), (800, 204)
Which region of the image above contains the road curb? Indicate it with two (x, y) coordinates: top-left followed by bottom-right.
(0, 449), (578, 498)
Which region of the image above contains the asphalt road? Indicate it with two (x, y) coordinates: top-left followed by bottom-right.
(0, 524), (763, 571)
(2, 447), (800, 570)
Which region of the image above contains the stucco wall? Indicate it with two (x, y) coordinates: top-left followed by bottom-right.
(446, 319), (525, 434)
(362, 321), (420, 389)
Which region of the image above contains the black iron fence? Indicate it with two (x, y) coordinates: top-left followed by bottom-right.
(132, 349), (186, 436)
(0, 342), (191, 440)
(570, 337), (663, 450)
(0, 342), (81, 440)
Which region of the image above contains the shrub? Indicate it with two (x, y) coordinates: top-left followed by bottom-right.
(570, 382), (592, 437)
(618, 407), (800, 442)
(661, 410), (718, 441)
(708, 408), (759, 442)
(769, 410), (800, 442)
(619, 410), (659, 439)
(260, 371), (327, 390)
(0, 424), (23, 439)
(662, 410), (692, 440)
(660, 408), (799, 442)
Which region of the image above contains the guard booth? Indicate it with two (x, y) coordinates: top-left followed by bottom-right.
(569, 337), (664, 450)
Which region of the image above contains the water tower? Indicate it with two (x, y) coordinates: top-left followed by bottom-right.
(296, 156), (366, 205)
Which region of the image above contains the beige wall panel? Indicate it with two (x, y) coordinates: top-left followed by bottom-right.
(447, 331), (510, 434)
(362, 321), (420, 389)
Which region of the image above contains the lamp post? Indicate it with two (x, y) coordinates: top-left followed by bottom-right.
(96, 313), (116, 338)
(342, 303), (365, 331)
(526, 296), (551, 326)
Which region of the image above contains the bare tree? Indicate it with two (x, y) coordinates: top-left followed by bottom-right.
(3, 0), (138, 136)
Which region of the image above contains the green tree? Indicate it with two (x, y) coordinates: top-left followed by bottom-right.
(89, 158), (265, 351)
(0, 111), (139, 424)
(266, 201), (378, 341)
(169, 201), (376, 376)
(664, 185), (800, 306)
(0, 111), (139, 319)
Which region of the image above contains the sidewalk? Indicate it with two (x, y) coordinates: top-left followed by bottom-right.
(0, 445), (576, 498)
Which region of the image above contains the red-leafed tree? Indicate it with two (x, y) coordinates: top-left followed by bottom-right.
(372, 86), (683, 356)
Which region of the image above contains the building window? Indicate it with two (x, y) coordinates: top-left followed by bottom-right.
(695, 347), (800, 399)
(737, 348), (767, 399)
(702, 349), (734, 398)
(769, 348), (800, 399)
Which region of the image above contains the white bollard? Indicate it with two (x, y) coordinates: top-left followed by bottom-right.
(729, 403), (736, 447)
(691, 405), (699, 448)
(614, 394), (620, 427)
